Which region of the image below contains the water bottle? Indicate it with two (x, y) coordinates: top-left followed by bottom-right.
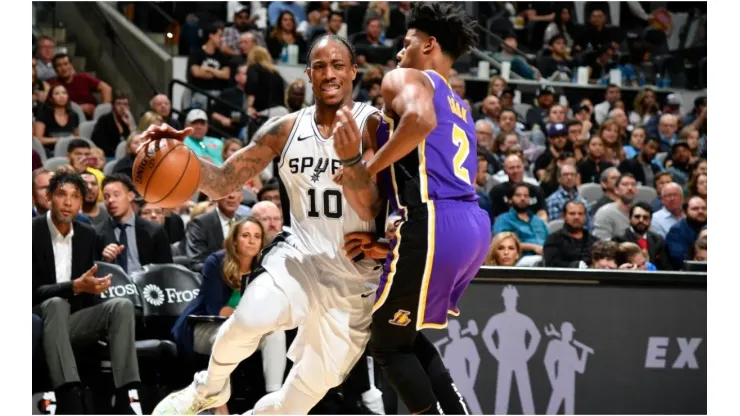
(655, 72), (663, 88)
(638, 71), (646, 87)
(663, 71), (672, 88)
(280, 46), (288, 63)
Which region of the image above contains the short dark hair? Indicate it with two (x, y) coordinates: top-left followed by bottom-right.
(548, 34), (565, 46)
(629, 201), (653, 218)
(564, 199), (587, 215)
(616, 173), (636, 187)
(591, 240), (618, 263)
(102, 173), (136, 193)
(654, 171), (673, 187)
(644, 136), (659, 145)
(606, 83), (620, 91)
(556, 162), (577, 179)
(113, 90), (130, 102)
(49, 169), (86, 198)
(306, 34), (357, 68)
(683, 195), (705, 213)
(405, 2), (479, 60)
(507, 182), (529, 200)
(499, 107), (517, 122)
(52, 53), (69, 69)
(257, 182), (279, 201)
(329, 11), (343, 21)
(67, 139), (91, 153)
(205, 21), (224, 37)
(566, 119), (582, 128)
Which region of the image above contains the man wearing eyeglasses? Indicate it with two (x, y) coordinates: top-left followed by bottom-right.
(613, 202), (671, 270)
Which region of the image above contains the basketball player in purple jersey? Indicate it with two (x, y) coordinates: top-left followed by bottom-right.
(332, 3), (488, 414)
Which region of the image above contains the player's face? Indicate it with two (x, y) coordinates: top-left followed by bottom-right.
(306, 39), (357, 107)
(397, 29), (430, 69)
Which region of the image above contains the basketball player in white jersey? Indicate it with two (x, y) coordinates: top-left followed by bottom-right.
(148, 35), (387, 415)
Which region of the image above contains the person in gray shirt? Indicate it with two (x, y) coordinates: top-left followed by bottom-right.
(80, 171), (110, 229)
(593, 173), (638, 240)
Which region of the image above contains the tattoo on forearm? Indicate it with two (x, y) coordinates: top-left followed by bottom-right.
(199, 118), (284, 199)
(342, 164), (384, 215)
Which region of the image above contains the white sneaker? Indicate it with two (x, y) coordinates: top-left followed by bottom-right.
(362, 387), (385, 415)
(152, 371), (231, 415)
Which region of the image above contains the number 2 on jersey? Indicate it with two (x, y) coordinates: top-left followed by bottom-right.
(307, 188), (343, 219)
(451, 123), (471, 185)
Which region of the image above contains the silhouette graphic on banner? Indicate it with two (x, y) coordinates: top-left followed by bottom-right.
(434, 319), (482, 414)
(481, 285), (541, 415)
(543, 322), (594, 414)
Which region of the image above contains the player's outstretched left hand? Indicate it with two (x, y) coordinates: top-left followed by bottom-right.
(332, 106), (362, 161)
(344, 232), (391, 261)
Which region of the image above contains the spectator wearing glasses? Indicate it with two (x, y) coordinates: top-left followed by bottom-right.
(544, 200), (598, 268)
(656, 113), (679, 153)
(32, 171), (140, 414)
(593, 173), (638, 240)
(251, 200), (284, 243)
(613, 202), (671, 270)
(652, 182), (684, 237)
(545, 163), (592, 229)
(665, 196), (707, 269)
(96, 174), (173, 274)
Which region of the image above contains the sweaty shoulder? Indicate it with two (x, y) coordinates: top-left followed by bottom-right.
(381, 68), (432, 93)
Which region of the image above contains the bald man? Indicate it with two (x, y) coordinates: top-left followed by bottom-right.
(150, 94), (182, 129)
(652, 182), (684, 237)
(251, 200), (284, 244)
(480, 95), (502, 122)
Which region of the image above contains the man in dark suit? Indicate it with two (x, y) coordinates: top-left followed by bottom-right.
(185, 189), (243, 271)
(32, 171), (140, 414)
(618, 136), (663, 187)
(613, 201), (672, 270)
(97, 174), (173, 273)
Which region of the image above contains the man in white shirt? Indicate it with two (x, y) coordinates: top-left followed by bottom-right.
(32, 170), (141, 414)
(652, 182), (684, 237)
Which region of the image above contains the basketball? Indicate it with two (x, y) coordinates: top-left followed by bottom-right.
(132, 139), (201, 208)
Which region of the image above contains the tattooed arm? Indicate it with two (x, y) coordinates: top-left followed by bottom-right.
(198, 114), (295, 199)
(333, 108), (385, 222)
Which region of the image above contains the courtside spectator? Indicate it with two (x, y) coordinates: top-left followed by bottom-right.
(50, 53), (112, 119)
(251, 200), (284, 243)
(33, 84), (80, 153)
(616, 242), (656, 271)
(493, 183), (550, 258)
(652, 182), (684, 237)
(80, 171), (110, 229)
(545, 163), (591, 228)
(613, 202), (671, 270)
(111, 133), (144, 178)
(186, 189), (244, 272)
(489, 155), (547, 221)
(544, 200), (598, 268)
(150, 94), (182, 129)
(577, 136), (613, 184)
(187, 21), (231, 101)
(267, 11), (307, 62)
(591, 167), (621, 214)
(665, 196), (707, 269)
(32, 168), (52, 217)
(32, 170), (140, 414)
(593, 173), (638, 240)
(246, 46), (287, 118)
(618, 136), (662, 187)
(484, 232), (522, 266)
(35, 35), (57, 81)
(590, 240), (619, 269)
(665, 141), (692, 186)
(97, 174), (173, 273)
(651, 172), (674, 212)
(91, 91), (134, 157)
(183, 109), (224, 165)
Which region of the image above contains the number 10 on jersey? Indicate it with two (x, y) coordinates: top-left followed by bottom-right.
(307, 188), (343, 219)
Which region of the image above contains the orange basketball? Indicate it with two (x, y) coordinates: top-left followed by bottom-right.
(132, 139), (201, 208)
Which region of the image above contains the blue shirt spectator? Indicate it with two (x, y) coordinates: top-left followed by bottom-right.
(664, 196), (707, 269)
(493, 208), (550, 257)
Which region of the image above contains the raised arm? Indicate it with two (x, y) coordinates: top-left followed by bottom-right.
(365, 68), (437, 177)
(333, 108), (384, 221)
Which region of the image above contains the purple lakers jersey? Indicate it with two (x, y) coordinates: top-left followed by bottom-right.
(376, 70), (479, 216)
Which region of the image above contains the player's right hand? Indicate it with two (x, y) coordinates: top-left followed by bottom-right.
(138, 123), (194, 153)
(343, 232), (391, 260)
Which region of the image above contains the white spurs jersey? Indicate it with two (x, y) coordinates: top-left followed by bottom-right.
(277, 103), (382, 280)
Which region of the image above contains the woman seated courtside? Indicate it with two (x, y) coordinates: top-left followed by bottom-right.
(484, 232), (522, 266)
(171, 217), (286, 412)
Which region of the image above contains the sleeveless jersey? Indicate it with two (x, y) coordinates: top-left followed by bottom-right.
(277, 102), (381, 279)
(376, 70), (479, 217)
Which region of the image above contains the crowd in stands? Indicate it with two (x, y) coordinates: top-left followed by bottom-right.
(32, 1), (707, 414)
